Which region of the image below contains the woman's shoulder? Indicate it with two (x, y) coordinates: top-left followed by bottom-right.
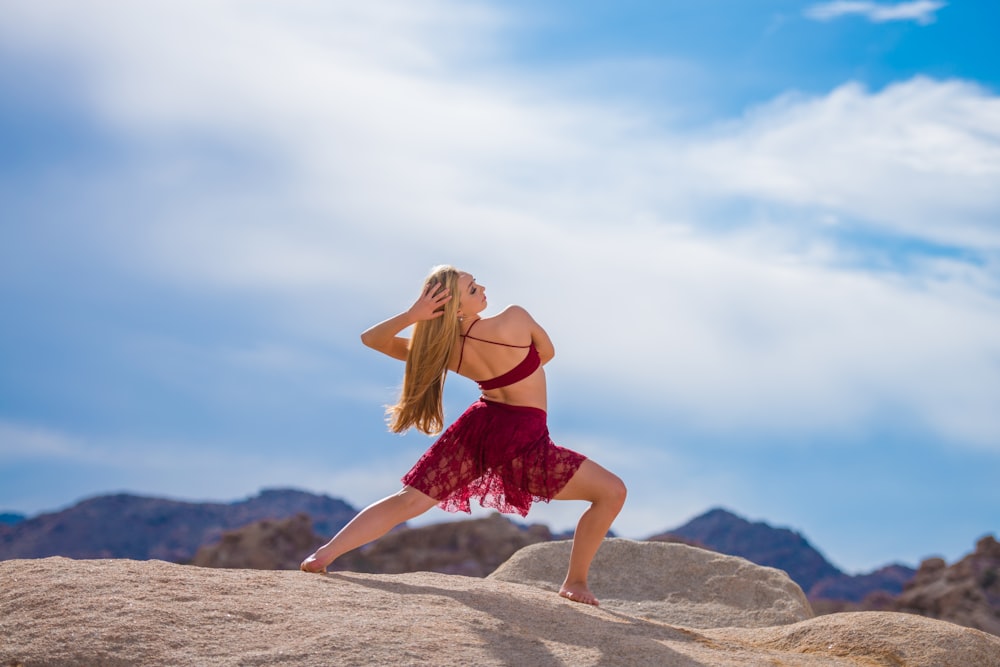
(492, 304), (533, 324)
(481, 306), (540, 339)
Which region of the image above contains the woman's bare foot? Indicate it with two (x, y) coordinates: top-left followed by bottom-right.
(559, 582), (599, 606)
(299, 553), (329, 574)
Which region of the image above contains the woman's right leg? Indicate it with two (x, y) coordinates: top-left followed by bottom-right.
(300, 485), (438, 573)
(552, 460), (627, 606)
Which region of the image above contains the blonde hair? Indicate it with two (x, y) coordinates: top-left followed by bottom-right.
(387, 265), (463, 435)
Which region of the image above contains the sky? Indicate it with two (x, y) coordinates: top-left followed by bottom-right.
(1, 0), (998, 574)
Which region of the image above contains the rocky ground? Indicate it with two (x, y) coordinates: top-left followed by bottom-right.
(3, 539), (998, 666)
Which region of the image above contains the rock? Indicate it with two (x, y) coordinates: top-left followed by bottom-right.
(488, 538), (814, 628)
(3, 556), (998, 667)
(892, 534), (1000, 636)
(191, 512), (551, 577)
(810, 534), (1000, 638)
(192, 513), (322, 570)
(650, 508), (920, 605)
(651, 507), (842, 593)
(335, 512), (552, 577)
(710, 611), (1000, 667)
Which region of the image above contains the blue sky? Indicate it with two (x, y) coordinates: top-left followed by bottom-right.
(1, 1), (998, 574)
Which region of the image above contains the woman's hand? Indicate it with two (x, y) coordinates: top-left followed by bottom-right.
(407, 283), (451, 322)
(361, 283), (452, 361)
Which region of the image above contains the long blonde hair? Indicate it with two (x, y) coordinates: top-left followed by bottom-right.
(387, 265), (463, 435)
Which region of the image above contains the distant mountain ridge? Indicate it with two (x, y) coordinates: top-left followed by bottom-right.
(650, 507), (915, 601)
(0, 489), (356, 562)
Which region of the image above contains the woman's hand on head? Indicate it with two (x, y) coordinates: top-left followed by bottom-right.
(408, 283), (451, 322)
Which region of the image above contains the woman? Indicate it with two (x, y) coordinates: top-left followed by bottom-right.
(301, 265), (627, 606)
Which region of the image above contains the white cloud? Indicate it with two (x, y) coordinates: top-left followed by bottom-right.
(537, 222), (1000, 450)
(680, 78), (1000, 248)
(805, 1), (947, 25)
(1, 0), (999, 455)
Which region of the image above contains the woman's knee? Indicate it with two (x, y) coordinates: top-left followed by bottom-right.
(605, 474), (627, 510)
(585, 464), (627, 509)
(553, 460), (626, 506)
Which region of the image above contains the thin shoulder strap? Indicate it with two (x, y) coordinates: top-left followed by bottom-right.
(460, 319), (530, 349)
(462, 334), (530, 349)
(456, 319), (481, 373)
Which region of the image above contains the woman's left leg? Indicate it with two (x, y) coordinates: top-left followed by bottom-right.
(300, 485), (438, 573)
(552, 459), (627, 605)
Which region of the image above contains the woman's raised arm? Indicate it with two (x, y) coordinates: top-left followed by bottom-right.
(360, 283), (452, 361)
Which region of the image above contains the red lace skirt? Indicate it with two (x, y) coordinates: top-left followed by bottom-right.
(402, 398), (586, 517)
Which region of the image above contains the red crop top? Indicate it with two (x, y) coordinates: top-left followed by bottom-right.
(456, 319), (541, 391)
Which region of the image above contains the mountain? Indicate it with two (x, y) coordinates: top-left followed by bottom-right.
(808, 564), (916, 603)
(0, 513), (25, 526)
(0, 488), (357, 562)
(650, 507), (842, 591)
(649, 507), (915, 602)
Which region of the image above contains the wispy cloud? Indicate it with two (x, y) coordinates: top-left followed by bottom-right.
(0, 421), (84, 461)
(1, 1), (998, 452)
(805, 1), (947, 25)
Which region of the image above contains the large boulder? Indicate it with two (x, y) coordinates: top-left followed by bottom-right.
(650, 507), (842, 593)
(3, 557), (999, 666)
(711, 611), (1000, 666)
(489, 538), (813, 628)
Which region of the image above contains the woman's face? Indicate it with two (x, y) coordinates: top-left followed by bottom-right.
(456, 272), (487, 317)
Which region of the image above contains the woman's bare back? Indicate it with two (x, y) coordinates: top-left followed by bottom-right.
(449, 306), (552, 410)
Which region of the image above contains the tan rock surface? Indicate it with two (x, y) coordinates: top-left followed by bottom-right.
(711, 611), (1000, 666)
(3, 553), (999, 666)
(489, 538), (813, 628)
